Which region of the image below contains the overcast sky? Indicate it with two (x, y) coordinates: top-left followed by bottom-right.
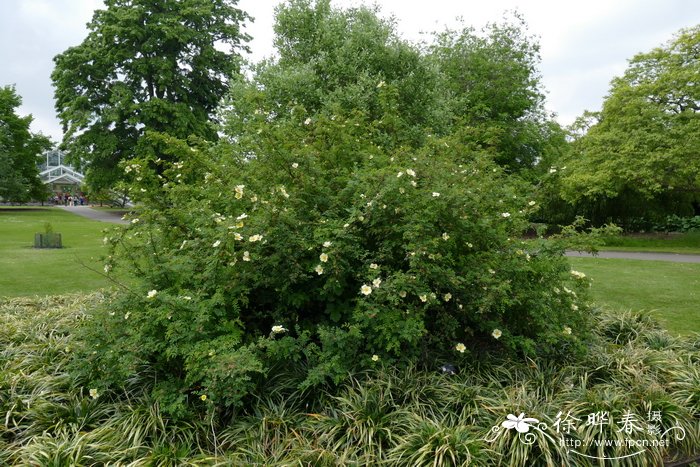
(1, 0), (699, 143)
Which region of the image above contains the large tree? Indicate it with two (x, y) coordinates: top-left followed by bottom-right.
(222, 1), (564, 175)
(429, 14), (564, 175)
(559, 25), (700, 219)
(224, 0), (442, 151)
(52, 0), (250, 192)
(0, 86), (51, 203)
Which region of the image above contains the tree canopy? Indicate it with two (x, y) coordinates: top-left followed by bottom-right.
(558, 26), (700, 220)
(429, 15), (564, 174)
(222, 1), (563, 174)
(0, 86), (51, 203)
(52, 0), (250, 192)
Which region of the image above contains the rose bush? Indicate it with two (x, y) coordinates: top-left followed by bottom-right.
(77, 115), (594, 416)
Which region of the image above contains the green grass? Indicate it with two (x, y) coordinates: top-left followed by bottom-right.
(0, 207), (119, 297)
(600, 231), (700, 254)
(569, 257), (700, 336)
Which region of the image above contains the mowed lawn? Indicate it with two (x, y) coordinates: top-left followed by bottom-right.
(601, 231), (700, 254)
(0, 207), (116, 297)
(569, 256), (700, 336)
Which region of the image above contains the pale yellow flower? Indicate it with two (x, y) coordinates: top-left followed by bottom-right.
(248, 234), (263, 242)
(320, 253), (329, 263)
(432, 192), (440, 197)
(272, 325), (287, 334)
(399, 290), (407, 298)
(501, 212), (511, 218)
(361, 285), (372, 296)
(372, 278), (382, 288)
(242, 251), (250, 261)
(442, 232), (450, 241)
(372, 354), (380, 361)
(315, 264), (324, 275)
(571, 270), (586, 279)
(492, 329), (502, 339)
(369, 263), (379, 269)
(323, 241), (332, 247)
(212, 240), (221, 248)
(147, 289), (157, 299)
(455, 343), (466, 353)
(200, 394), (207, 401)
(563, 326), (572, 335)
(89, 388), (99, 399)
(419, 294), (428, 302)
(444, 293), (452, 302)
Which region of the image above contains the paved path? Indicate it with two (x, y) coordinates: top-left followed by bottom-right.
(56, 206), (129, 225)
(566, 250), (700, 263)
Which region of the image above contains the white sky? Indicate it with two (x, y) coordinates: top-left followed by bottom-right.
(1, 0), (699, 143)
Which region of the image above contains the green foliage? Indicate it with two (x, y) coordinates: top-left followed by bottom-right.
(52, 0), (250, 192)
(78, 103), (595, 414)
(224, 1), (564, 173)
(3, 295), (700, 465)
(429, 14), (566, 175)
(557, 25), (700, 221)
(545, 216), (622, 253)
(0, 86), (51, 203)
(227, 0), (443, 151)
(653, 215), (700, 233)
(65, 0), (590, 415)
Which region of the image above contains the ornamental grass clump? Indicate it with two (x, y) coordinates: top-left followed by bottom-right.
(3, 296), (700, 464)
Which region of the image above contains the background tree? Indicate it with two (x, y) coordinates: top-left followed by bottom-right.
(223, 0), (442, 151)
(558, 25), (700, 225)
(429, 14), (566, 175)
(222, 1), (566, 171)
(52, 0), (250, 193)
(0, 86), (51, 203)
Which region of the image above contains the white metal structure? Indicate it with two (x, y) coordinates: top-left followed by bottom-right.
(38, 149), (84, 192)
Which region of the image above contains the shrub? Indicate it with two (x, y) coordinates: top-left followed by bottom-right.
(76, 116), (595, 415)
